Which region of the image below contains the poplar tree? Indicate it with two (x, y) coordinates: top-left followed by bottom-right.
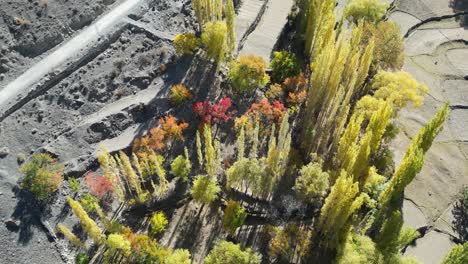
(204, 126), (216, 176)
(225, 0), (236, 54)
(118, 151), (142, 197)
(192, 0), (223, 28)
(97, 147), (125, 202)
(67, 197), (104, 244)
(57, 223), (82, 247)
(376, 105), (448, 229)
(318, 170), (367, 249)
(250, 121), (260, 159)
(237, 126), (245, 161)
(196, 130), (203, 167)
(201, 21), (228, 63)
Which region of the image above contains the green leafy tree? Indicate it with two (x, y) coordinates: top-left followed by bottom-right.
(293, 162), (330, 202)
(164, 249), (192, 264)
(201, 21), (228, 63)
(269, 51), (300, 82)
(171, 148), (191, 182)
(20, 153), (63, 199)
(191, 175), (220, 204)
(226, 157), (264, 195)
(150, 211), (168, 237)
(223, 200), (247, 234)
(442, 242), (468, 264)
(344, 0), (389, 24)
(229, 55), (269, 93)
(204, 240), (261, 264)
(174, 33), (200, 56)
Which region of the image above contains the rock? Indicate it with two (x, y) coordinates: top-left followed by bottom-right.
(4, 219), (19, 231)
(0, 147), (9, 158)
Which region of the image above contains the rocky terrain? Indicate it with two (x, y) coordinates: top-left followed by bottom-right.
(0, 0), (466, 263)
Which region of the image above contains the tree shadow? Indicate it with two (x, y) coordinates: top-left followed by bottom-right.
(10, 186), (53, 245)
(450, 0), (468, 29)
(452, 189), (468, 242)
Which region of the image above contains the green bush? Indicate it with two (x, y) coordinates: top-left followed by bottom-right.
(68, 178), (80, 193)
(170, 153), (191, 182)
(269, 51), (300, 83)
(20, 153), (63, 199)
(150, 211), (168, 236)
(75, 252), (89, 264)
(80, 193), (98, 213)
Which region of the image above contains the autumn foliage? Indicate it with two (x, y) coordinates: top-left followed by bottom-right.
(235, 98), (286, 131)
(192, 97), (234, 127)
(84, 172), (114, 199)
(133, 115), (189, 152)
(170, 85), (193, 106)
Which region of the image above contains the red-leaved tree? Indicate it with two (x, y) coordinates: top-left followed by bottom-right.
(193, 97), (234, 127)
(84, 172), (114, 199)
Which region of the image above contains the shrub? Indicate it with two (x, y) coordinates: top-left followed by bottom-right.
(204, 240), (261, 264)
(269, 51), (300, 83)
(286, 90), (307, 105)
(193, 97), (234, 127)
(83, 172), (114, 199)
(68, 178), (80, 193)
(362, 21), (404, 71)
(234, 98), (286, 131)
(170, 152), (191, 182)
(266, 84), (283, 100)
(201, 21), (228, 63)
(228, 55), (269, 93)
(150, 211), (168, 236)
(174, 33), (200, 55)
(191, 175), (220, 204)
(20, 153), (63, 199)
(107, 234), (131, 256)
(344, 0), (389, 24)
(80, 193), (98, 213)
(75, 253), (89, 264)
(170, 84), (192, 106)
(223, 200), (247, 234)
(283, 74), (307, 92)
(165, 249), (192, 264)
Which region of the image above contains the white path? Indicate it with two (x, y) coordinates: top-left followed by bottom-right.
(239, 0), (294, 63)
(0, 0), (149, 115)
(235, 0), (265, 47)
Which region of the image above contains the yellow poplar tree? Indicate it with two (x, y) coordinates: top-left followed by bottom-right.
(67, 197), (103, 244)
(225, 0), (236, 54)
(57, 223), (82, 247)
(318, 170), (367, 249)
